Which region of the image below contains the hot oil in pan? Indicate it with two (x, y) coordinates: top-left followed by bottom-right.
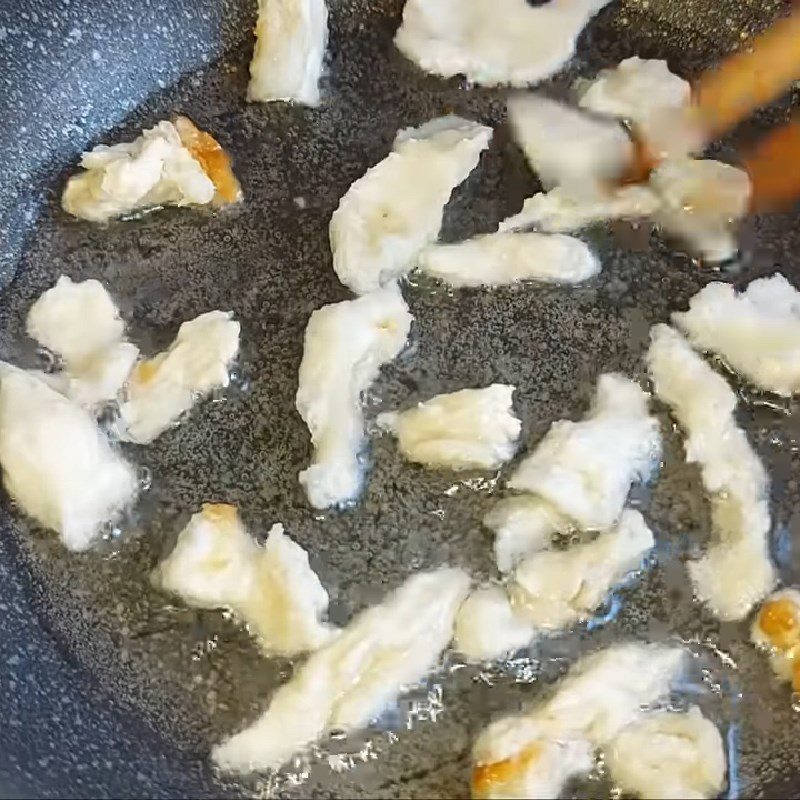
(1, 0), (800, 796)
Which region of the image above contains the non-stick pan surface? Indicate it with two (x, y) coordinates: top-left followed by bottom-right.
(1, 0), (799, 797)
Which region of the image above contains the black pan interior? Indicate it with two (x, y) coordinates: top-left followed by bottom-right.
(1, 0), (799, 797)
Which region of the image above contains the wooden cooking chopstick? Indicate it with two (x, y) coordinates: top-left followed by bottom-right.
(744, 118), (800, 211)
(692, 10), (800, 141)
(625, 9), (800, 209)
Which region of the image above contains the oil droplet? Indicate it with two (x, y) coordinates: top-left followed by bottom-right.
(404, 683), (444, 728)
(137, 466), (152, 491)
(209, 386), (227, 403)
(227, 366), (250, 392)
(190, 635), (219, 661)
(36, 346), (59, 372)
(101, 522), (123, 542)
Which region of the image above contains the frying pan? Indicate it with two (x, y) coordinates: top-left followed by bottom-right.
(1, 0), (799, 797)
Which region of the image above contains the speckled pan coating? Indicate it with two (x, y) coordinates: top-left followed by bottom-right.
(0, 0), (799, 797)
